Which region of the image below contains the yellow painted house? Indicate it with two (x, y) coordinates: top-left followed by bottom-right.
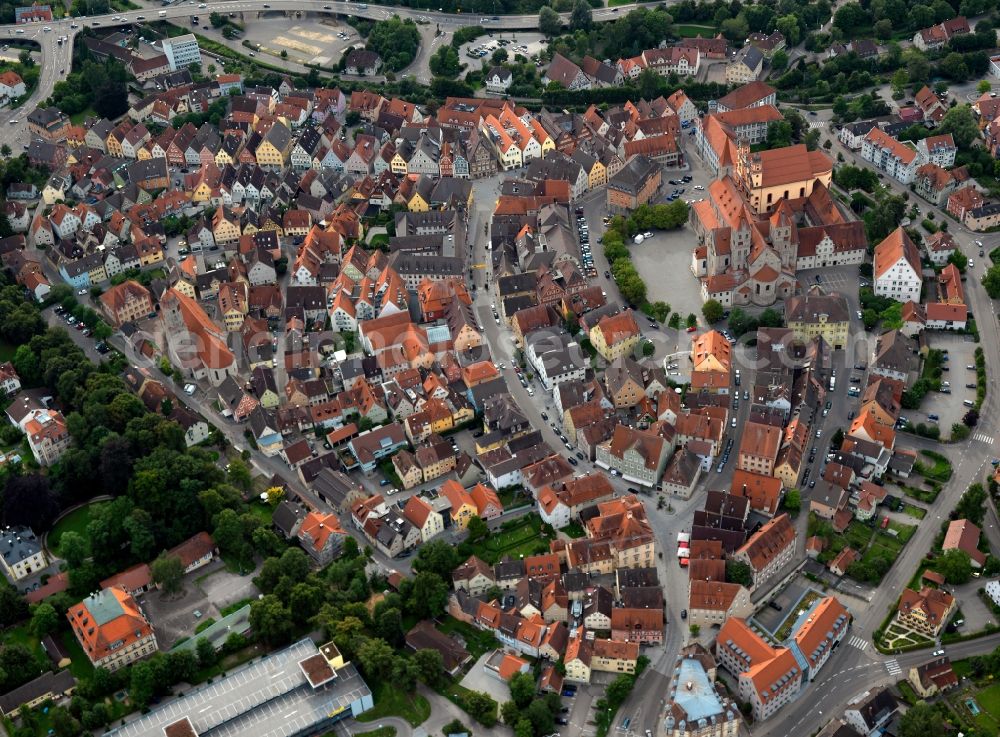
(191, 179), (215, 204)
(105, 132), (124, 158)
(407, 191), (430, 212)
(87, 261), (108, 285)
(588, 159), (607, 189)
(215, 148), (234, 167)
(137, 241), (164, 268)
(589, 311), (640, 362)
(212, 207), (241, 244)
(256, 123), (293, 168)
(390, 150), (408, 175)
(440, 480), (477, 529)
(135, 145), (153, 161)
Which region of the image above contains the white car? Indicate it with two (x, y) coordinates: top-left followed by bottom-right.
(183, 383), (197, 395)
(693, 184), (705, 190)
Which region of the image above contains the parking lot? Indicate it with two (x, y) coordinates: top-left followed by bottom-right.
(241, 18), (357, 65)
(457, 31), (546, 64)
(908, 332), (980, 437)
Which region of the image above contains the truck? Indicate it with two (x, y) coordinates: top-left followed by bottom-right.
(829, 376), (836, 391)
(677, 532), (690, 543)
(158, 9), (166, 16)
(633, 234), (644, 245)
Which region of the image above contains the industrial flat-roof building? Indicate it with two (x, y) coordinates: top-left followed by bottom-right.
(105, 639), (372, 737)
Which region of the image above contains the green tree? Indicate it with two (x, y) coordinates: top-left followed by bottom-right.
(467, 514), (489, 542)
(365, 17), (421, 71)
(413, 648), (445, 688)
(195, 637), (217, 669)
(514, 718), (533, 737)
(891, 69), (908, 96)
(30, 602), (59, 637)
(782, 488), (801, 513)
(501, 699), (520, 725)
(357, 637), (395, 681)
(898, 702), (946, 737)
(766, 119), (793, 148)
(775, 14), (801, 46)
(771, 49), (789, 71)
(726, 560), (753, 586)
(248, 594), (293, 646)
(464, 690), (498, 727)
(58, 530), (89, 569)
(539, 6), (562, 36)
(689, 624), (701, 636)
(983, 264), (1000, 298)
(442, 719), (469, 737)
(937, 549), (973, 584)
(404, 571), (449, 619)
(570, 0), (593, 31)
(527, 698), (555, 735)
(937, 104), (979, 149)
(978, 80), (992, 94)
(720, 15), (749, 43)
(508, 671), (535, 708)
(413, 539), (461, 578)
(702, 299), (725, 324)
(429, 45), (462, 78)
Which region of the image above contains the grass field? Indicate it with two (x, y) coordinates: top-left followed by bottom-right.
(466, 514), (553, 564)
(438, 615), (497, 660)
(48, 500), (111, 556)
(972, 683), (1000, 733)
(676, 23), (717, 37)
(356, 680), (430, 727)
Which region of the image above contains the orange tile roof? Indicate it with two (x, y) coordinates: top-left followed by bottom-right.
(736, 513), (796, 572)
(688, 580), (745, 612)
(794, 597), (850, 669)
(898, 586), (954, 627)
(593, 638), (639, 661)
(752, 144), (833, 188)
(595, 310), (640, 346)
(865, 127), (917, 165)
(874, 226), (921, 280)
(403, 495), (435, 529)
(67, 587), (153, 663)
(730, 470), (783, 515)
(440, 479), (475, 516)
(739, 422), (782, 461)
(298, 511), (345, 552)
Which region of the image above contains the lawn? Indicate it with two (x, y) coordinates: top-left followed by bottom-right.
(437, 615), (497, 661)
(69, 107), (97, 125)
(562, 520), (587, 539)
(904, 504), (927, 520)
(465, 514), (553, 564)
(356, 680), (431, 728)
(676, 23), (717, 37)
(48, 500), (111, 557)
(972, 683), (1000, 733)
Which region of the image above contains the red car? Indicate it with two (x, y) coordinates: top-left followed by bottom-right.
(686, 325), (697, 333)
(75, 322), (85, 331)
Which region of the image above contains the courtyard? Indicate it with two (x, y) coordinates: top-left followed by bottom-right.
(139, 560), (259, 649)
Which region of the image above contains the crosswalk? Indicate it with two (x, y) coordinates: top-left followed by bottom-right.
(973, 432), (993, 444)
(885, 659), (901, 676)
(847, 635), (869, 651)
